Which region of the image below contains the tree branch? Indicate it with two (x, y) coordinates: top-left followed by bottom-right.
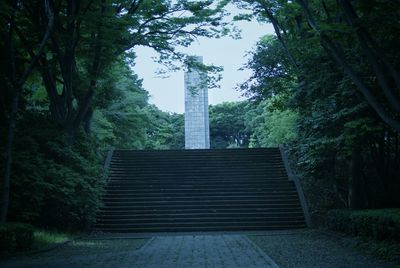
(338, 0), (400, 113)
(18, 0), (54, 87)
(321, 37), (400, 132)
(296, 0), (400, 132)
(259, 1), (300, 70)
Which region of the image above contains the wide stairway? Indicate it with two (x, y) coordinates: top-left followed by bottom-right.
(94, 148), (307, 233)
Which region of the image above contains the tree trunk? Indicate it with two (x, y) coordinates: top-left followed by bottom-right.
(0, 92), (19, 222)
(0, 0), (54, 222)
(73, 89), (95, 131)
(83, 107), (93, 134)
(348, 143), (364, 209)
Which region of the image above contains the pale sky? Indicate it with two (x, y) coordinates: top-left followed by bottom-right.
(132, 6), (274, 114)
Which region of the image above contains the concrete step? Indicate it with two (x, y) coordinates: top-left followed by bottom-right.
(95, 216), (306, 224)
(110, 157), (284, 164)
(95, 148), (306, 233)
(102, 193), (299, 199)
(101, 191), (298, 198)
(112, 148), (280, 155)
(102, 195), (299, 202)
(100, 203), (303, 211)
(108, 171), (288, 177)
(97, 211), (304, 219)
(104, 186), (295, 192)
(94, 224), (306, 232)
(104, 185), (297, 191)
(94, 219), (307, 227)
(95, 225), (305, 233)
(98, 207), (303, 215)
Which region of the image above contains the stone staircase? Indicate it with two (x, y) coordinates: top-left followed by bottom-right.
(94, 148), (307, 233)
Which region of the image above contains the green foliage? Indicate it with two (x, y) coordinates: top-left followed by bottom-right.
(240, 35), (295, 100)
(0, 222), (34, 251)
(6, 113), (106, 230)
(91, 59), (185, 151)
(239, 2), (400, 215)
(0, 225), (75, 253)
(33, 230), (72, 249)
(0, 0), (236, 230)
(245, 99), (298, 148)
(92, 60), (150, 149)
(262, 109), (298, 147)
(207, 100), (298, 149)
(209, 101), (252, 149)
(144, 106), (184, 150)
(327, 209), (400, 242)
(1, 0), (233, 133)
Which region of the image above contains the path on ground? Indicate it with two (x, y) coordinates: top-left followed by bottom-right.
(1, 230), (398, 268)
(1, 234), (278, 268)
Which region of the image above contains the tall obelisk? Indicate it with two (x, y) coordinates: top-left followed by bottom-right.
(184, 56), (210, 149)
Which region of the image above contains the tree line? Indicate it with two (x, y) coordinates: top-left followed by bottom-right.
(234, 0), (400, 219)
(1, 0), (399, 229)
(0, 0), (230, 228)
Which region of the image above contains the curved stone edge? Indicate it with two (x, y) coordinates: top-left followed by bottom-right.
(103, 149), (114, 171)
(242, 235), (280, 268)
(279, 145), (312, 227)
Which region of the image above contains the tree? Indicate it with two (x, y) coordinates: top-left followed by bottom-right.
(246, 102), (298, 147)
(91, 58), (151, 149)
(144, 106), (184, 150)
(240, 35), (298, 148)
(241, 23), (400, 213)
(236, 0), (400, 132)
(12, 0), (231, 133)
(1, 0), (232, 222)
(209, 101), (253, 148)
(0, 0), (54, 223)
(296, 0), (400, 131)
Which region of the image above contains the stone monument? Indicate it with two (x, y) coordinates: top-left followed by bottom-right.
(184, 56), (210, 149)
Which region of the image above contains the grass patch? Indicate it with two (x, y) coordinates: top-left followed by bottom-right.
(249, 229), (398, 267)
(32, 230), (73, 249)
(354, 236), (400, 263)
(1, 226), (74, 256)
(0, 223), (34, 251)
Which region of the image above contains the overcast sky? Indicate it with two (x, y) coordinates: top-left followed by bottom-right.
(132, 6), (274, 114)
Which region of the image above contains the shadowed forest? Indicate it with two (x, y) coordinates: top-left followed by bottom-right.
(0, 0), (399, 247)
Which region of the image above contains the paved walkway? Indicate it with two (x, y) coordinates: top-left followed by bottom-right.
(124, 235), (278, 268)
(1, 234), (279, 268)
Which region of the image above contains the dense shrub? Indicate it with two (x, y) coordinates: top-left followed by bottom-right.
(0, 222), (34, 251)
(4, 113), (106, 230)
(327, 209), (400, 241)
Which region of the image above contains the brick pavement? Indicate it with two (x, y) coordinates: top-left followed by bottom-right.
(124, 234), (279, 268)
(1, 234), (279, 267)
